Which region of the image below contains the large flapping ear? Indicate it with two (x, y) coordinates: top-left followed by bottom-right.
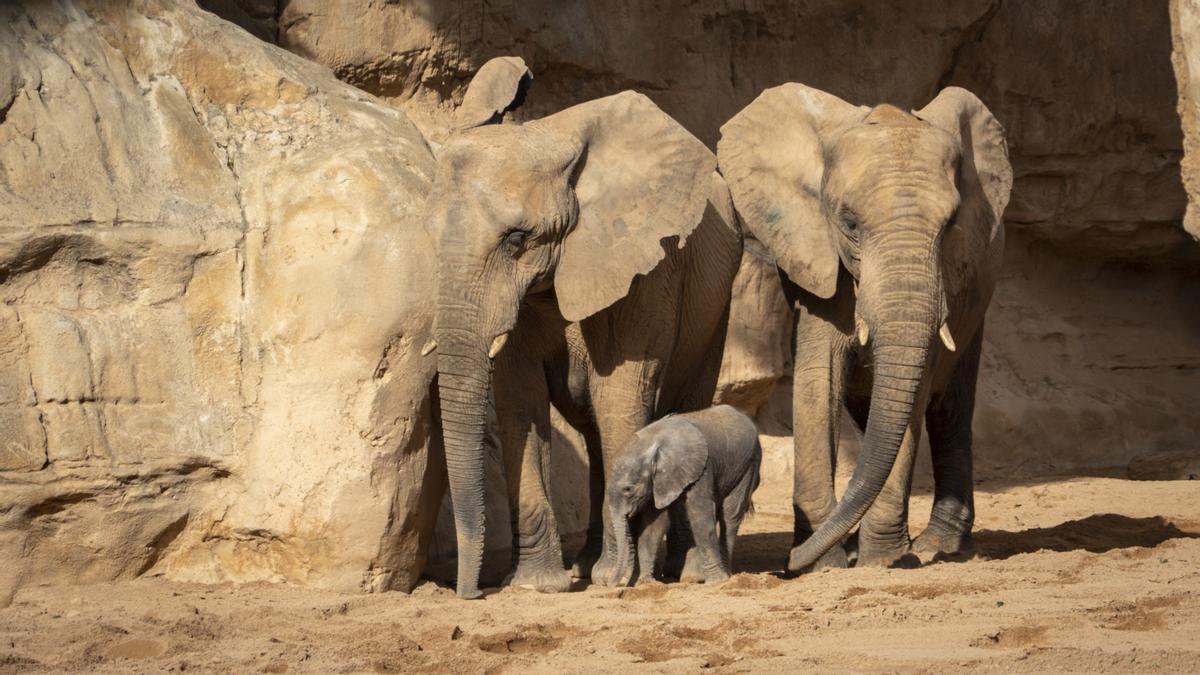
(454, 56), (533, 131)
(650, 420), (709, 510)
(717, 84), (867, 299)
(915, 87), (1012, 242)
(530, 91), (715, 322)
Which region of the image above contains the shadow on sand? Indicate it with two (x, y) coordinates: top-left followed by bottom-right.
(975, 514), (1200, 560)
(731, 514), (1200, 575)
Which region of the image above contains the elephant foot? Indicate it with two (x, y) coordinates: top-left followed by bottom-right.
(787, 543), (849, 574)
(703, 568), (731, 584)
(855, 536), (919, 569)
(678, 548), (705, 583)
(912, 529), (977, 563)
(588, 547), (624, 587)
(506, 562), (572, 593)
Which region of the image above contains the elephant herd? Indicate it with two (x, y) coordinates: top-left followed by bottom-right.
(422, 57), (1012, 599)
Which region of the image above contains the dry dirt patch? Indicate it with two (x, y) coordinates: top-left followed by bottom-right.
(0, 477), (1198, 673)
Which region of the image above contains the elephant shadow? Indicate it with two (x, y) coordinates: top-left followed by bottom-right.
(730, 531), (792, 575)
(974, 514), (1200, 561)
(729, 514), (1199, 575)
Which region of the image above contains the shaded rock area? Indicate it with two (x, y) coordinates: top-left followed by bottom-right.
(222, 0), (1200, 482)
(0, 0), (441, 601)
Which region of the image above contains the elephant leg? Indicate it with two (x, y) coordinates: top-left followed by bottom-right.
(856, 413), (923, 569)
(719, 494), (740, 571)
(635, 508), (669, 584)
(663, 507), (696, 581)
(790, 307), (851, 572)
(494, 349), (570, 593)
(680, 482), (729, 583)
(913, 329), (984, 561)
(567, 421), (605, 580)
(587, 378), (655, 587)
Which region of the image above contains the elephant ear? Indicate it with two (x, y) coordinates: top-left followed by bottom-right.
(454, 56), (533, 131)
(915, 87), (1012, 242)
(531, 91), (715, 322)
(718, 84), (867, 299)
(651, 420), (709, 510)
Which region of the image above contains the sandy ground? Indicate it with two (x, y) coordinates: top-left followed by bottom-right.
(2, 472), (1199, 673)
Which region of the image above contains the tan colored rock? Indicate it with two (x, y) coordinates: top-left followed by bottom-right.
(0, 0), (440, 602)
(1173, 0), (1200, 241)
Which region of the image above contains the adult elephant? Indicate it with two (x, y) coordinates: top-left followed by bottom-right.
(717, 84), (1011, 572)
(427, 58), (742, 598)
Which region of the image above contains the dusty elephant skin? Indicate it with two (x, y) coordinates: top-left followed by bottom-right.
(606, 405), (762, 586)
(426, 58), (742, 598)
(719, 85), (1013, 572)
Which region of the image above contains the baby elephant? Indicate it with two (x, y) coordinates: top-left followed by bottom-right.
(606, 404), (761, 585)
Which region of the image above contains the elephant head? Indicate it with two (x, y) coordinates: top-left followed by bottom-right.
(424, 58), (715, 598)
(606, 420), (709, 586)
(717, 84), (1011, 572)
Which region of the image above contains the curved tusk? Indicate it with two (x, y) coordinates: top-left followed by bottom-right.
(855, 316), (870, 347)
(420, 339), (437, 357)
(938, 322), (957, 352)
(488, 332), (509, 359)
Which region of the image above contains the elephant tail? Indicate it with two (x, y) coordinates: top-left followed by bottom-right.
(742, 440), (763, 519)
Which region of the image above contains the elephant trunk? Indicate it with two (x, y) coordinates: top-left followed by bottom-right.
(437, 336), (491, 599)
(609, 506), (637, 586)
(789, 224), (941, 571)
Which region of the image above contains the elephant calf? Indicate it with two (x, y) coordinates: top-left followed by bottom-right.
(606, 405), (762, 585)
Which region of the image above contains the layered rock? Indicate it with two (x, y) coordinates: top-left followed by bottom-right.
(0, 0), (441, 601)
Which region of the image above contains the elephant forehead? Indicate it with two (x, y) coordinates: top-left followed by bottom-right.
(837, 122), (959, 173)
(440, 125), (580, 177)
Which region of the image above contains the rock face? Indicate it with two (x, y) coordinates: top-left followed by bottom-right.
(252, 0), (1200, 481)
(0, 0), (441, 601)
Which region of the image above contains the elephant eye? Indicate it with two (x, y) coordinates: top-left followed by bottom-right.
(502, 229), (529, 253)
(622, 486), (633, 495)
(841, 210), (859, 233)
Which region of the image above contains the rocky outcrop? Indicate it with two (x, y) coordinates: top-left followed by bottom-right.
(0, 0), (441, 601)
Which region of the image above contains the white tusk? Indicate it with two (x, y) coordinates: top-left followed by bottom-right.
(938, 322), (957, 352)
(856, 316), (870, 347)
(488, 332), (509, 359)
(420, 339), (437, 357)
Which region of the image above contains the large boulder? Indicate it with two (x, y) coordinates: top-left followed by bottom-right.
(0, 0), (441, 602)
